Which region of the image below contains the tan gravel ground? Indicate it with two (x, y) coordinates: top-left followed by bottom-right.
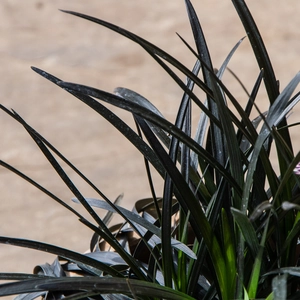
(0, 0), (299, 287)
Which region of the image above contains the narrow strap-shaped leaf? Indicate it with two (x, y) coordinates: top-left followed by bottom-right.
(264, 267), (300, 278)
(1, 104), (162, 262)
(90, 194), (123, 252)
(238, 70), (264, 151)
(60, 10), (213, 100)
(115, 87), (171, 149)
(57, 81), (241, 195)
(72, 197), (197, 260)
(185, 0), (225, 170)
(243, 72), (300, 214)
(187, 176), (229, 296)
(12, 110), (105, 228)
(174, 35), (259, 147)
(175, 59), (201, 168)
(165, 59), (205, 199)
(30, 69), (178, 266)
(184, 0), (213, 76)
(217, 37), (246, 79)
(0, 273), (50, 280)
(232, 0), (293, 190)
(136, 117), (228, 300)
(0, 159), (82, 220)
(0, 277), (196, 300)
(0, 107), (150, 257)
(231, 0), (278, 103)
(247, 213), (271, 299)
(184, 0), (213, 95)
(221, 209), (236, 297)
(161, 58), (201, 288)
(160, 167), (175, 287)
(237, 75), (300, 291)
(135, 124), (162, 222)
(231, 208), (260, 258)
(11, 112), (148, 280)
(227, 67), (250, 97)
(59, 9), (221, 131)
(31, 68), (204, 209)
(210, 73), (243, 206)
(1, 102), (116, 210)
(0, 237), (121, 277)
(31, 67), (165, 178)
(265, 73), (300, 129)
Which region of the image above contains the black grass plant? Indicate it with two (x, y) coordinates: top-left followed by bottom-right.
(0, 0), (300, 299)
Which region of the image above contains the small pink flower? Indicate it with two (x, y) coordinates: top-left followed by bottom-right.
(294, 162), (300, 175)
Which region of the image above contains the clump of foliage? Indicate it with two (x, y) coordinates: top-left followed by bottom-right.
(0, 0), (300, 299)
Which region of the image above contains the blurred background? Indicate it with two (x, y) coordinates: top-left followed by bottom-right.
(0, 0), (299, 275)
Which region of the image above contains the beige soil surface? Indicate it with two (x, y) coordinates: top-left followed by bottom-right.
(0, 0), (299, 286)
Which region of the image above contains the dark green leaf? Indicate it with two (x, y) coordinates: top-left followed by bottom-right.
(31, 67), (165, 179)
(57, 80), (241, 194)
(0, 277), (196, 300)
(231, 208), (259, 258)
(0, 237), (121, 277)
(72, 197), (197, 260)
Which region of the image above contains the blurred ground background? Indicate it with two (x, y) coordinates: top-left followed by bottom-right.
(0, 0), (299, 281)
